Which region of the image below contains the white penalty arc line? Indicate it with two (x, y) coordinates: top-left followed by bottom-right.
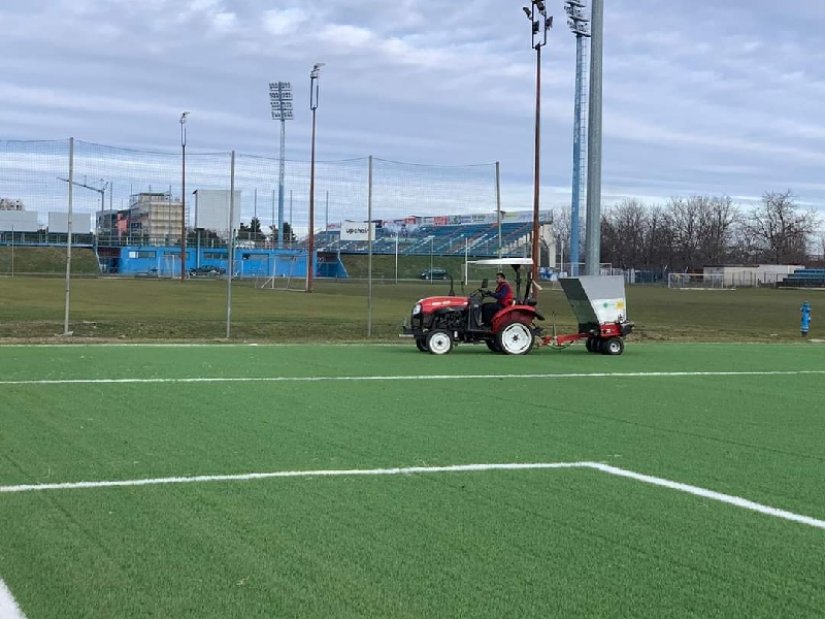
(2, 369), (825, 386)
(0, 579), (27, 619)
(2, 462), (823, 531)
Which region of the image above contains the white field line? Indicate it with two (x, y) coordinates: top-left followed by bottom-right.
(2, 369), (825, 386)
(1, 462), (823, 531)
(0, 579), (27, 619)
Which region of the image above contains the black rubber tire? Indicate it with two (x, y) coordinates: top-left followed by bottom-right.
(602, 337), (624, 356)
(585, 336), (594, 352)
(415, 338), (429, 353)
(485, 339), (502, 353)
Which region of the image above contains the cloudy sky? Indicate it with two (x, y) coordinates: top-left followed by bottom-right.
(2, 0), (825, 219)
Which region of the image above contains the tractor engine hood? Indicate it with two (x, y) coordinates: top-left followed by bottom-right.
(418, 296), (469, 313)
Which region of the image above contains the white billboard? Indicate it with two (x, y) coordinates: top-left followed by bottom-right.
(340, 221), (376, 241)
(0, 211), (40, 232)
(192, 190), (241, 232)
(48, 212), (92, 234)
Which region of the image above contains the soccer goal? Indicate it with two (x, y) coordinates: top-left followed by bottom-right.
(667, 272), (730, 290)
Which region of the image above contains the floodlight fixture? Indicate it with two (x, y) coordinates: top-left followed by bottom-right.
(522, 6), (531, 18)
(565, 0), (591, 36)
(268, 82), (293, 120)
(310, 62), (324, 111)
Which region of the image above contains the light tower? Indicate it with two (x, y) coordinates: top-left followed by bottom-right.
(522, 1), (553, 284)
(565, 0), (591, 276)
(268, 82), (293, 249)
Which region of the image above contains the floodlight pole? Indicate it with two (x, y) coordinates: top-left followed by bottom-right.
(523, 1), (553, 283)
(584, 0), (604, 276)
(565, 0), (591, 277)
(180, 112), (189, 281)
(269, 81), (293, 249)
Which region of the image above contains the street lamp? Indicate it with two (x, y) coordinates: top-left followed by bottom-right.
(269, 81), (293, 249)
(306, 62), (324, 293)
(180, 111), (189, 281)
(565, 0), (591, 276)
(522, 1), (553, 283)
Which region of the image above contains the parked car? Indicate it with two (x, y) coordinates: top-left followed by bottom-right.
(419, 267), (449, 281)
(189, 265), (225, 277)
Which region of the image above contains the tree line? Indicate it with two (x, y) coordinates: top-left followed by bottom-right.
(553, 191), (823, 272)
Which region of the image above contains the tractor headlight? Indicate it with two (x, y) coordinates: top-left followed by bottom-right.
(412, 303), (422, 316)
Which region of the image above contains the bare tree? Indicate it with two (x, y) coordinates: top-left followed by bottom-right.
(601, 200), (648, 269)
(746, 190), (818, 264)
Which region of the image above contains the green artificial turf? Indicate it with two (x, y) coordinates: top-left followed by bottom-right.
(1, 343), (824, 617)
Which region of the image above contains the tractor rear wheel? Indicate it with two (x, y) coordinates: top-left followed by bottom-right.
(496, 321), (534, 355)
(415, 338), (429, 353)
(602, 337), (624, 355)
(427, 330), (454, 355)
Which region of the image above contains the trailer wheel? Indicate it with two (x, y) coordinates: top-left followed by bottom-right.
(497, 321), (534, 355)
(602, 337), (624, 356)
(585, 336), (595, 352)
(427, 330), (453, 355)
(415, 337), (429, 353)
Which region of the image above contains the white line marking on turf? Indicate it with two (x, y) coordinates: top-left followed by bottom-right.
(0, 579), (27, 619)
(2, 369), (825, 386)
(2, 462), (823, 531)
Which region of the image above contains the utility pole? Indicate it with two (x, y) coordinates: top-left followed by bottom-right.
(180, 112), (189, 281)
(522, 1), (553, 283)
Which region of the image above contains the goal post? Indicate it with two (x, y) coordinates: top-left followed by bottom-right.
(667, 272), (729, 290)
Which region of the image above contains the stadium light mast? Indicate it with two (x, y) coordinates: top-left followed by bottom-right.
(180, 111), (189, 282)
(269, 81), (293, 249)
(523, 1), (553, 283)
(565, 0), (591, 276)
(584, 0), (604, 276)
(306, 62), (324, 293)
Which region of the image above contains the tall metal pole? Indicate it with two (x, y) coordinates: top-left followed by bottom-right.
(180, 112), (189, 281)
(278, 117), (286, 248)
(585, 0), (603, 276)
(531, 43), (542, 283)
(523, 1), (552, 283)
(566, 0), (591, 277)
(307, 63), (323, 292)
(226, 151), (235, 339)
(496, 160), (502, 258)
(570, 32), (585, 276)
(367, 156), (373, 337)
(63, 137), (74, 336)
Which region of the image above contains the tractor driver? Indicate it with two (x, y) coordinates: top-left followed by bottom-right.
(482, 271), (514, 324)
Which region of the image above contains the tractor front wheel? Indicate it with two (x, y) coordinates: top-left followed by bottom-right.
(496, 321), (534, 355)
(415, 338), (429, 353)
(427, 330), (454, 355)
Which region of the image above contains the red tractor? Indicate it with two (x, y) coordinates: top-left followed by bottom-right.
(401, 259), (634, 356)
(401, 258), (544, 355)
